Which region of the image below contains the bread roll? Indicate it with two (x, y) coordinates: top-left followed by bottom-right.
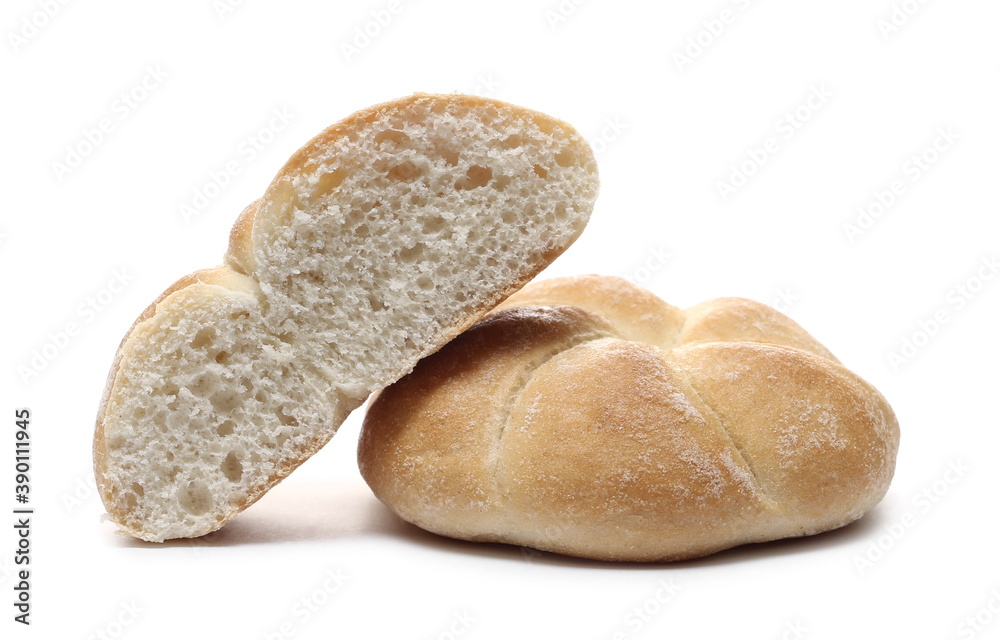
(93, 94), (598, 542)
(358, 275), (899, 561)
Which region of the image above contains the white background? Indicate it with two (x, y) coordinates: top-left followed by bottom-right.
(3, 0), (999, 638)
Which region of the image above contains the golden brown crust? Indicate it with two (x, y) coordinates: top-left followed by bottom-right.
(359, 305), (617, 536)
(359, 276), (900, 562)
(224, 200), (258, 275)
(492, 274), (686, 346)
(671, 342), (897, 526)
(679, 297), (838, 362)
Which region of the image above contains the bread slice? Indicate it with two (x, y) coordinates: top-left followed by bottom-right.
(93, 94), (598, 542)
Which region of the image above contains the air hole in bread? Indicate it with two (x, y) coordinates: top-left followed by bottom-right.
(178, 480), (213, 516)
(211, 391), (240, 414)
(501, 134), (522, 149)
(533, 164), (548, 178)
(388, 160), (421, 181)
(221, 451), (243, 482)
(422, 215), (447, 235)
(191, 328), (215, 350)
(481, 105), (499, 121)
(399, 243), (426, 264)
(374, 129), (410, 146)
(345, 209), (365, 226)
(441, 148), (460, 166)
(416, 275), (434, 291)
(492, 174), (512, 190)
(555, 150), (577, 167)
(315, 169), (348, 199)
(216, 419), (235, 436)
(455, 165), (492, 190)
(188, 373), (219, 399)
(368, 294), (386, 312)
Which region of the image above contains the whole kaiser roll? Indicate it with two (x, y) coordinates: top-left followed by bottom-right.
(358, 275), (899, 562)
